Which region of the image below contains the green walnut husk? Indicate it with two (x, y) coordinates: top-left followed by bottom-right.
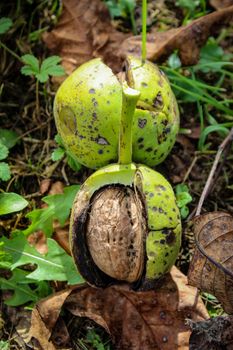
(70, 163), (181, 290)
(54, 56), (179, 169)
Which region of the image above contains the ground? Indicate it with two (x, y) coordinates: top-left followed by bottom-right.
(0, 0), (233, 349)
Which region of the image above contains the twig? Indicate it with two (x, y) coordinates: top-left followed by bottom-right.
(182, 155), (197, 184)
(195, 127), (233, 216)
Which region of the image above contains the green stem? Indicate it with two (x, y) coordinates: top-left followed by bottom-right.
(130, 9), (137, 35)
(141, 0), (147, 63)
(118, 83), (140, 165)
(35, 79), (40, 119)
(0, 41), (22, 62)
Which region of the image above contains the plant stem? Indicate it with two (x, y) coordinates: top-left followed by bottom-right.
(130, 9), (137, 35)
(0, 41), (22, 62)
(118, 83), (140, 165)
(141, 0), (147, 63)
(35, 79), (40, 119)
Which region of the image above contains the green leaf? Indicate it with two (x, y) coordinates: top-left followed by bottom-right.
(0, 340), (10, 350)
(51, 147), (65, 161)
(54, 134), (64, 146)
(21, 65), (37, 76)
(175, 183), (188, 194)
(176, 192), (192, 207)
(40, 55), (61, 70)
(0, 17), (13, 34)
(24, 207), (54, 236)
(40, 55), (65, 80)
(175, 184), (192, 211)
(175, 0), (200, 12)
(21, 54), (40, 74)
(198, 38), (232, 73)
(0, 242), (12, 269)
(0, 162), (11, 181)
(35, 70), (49, 83)
(198, 124), (230, 150)
(0, 143), (9, 160)
(23, 185), (80, 236)
(180, 206), (189, 219)
(168, 52), (181, 69)
(67, 152), (82, 172)
(0, 269), (38, 306)
(105, 0), (122, 18)
(0, 192), (28, 215)
(0, 128), (18, 149)
(120, 0), (136, 13)
(0, 268), (52, 306)
(1, 236), (84, 284)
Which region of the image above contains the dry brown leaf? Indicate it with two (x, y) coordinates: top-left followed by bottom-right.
(52, 223), (71, 254)
(43, 0), (128, 75)
(121, 6), (233, 65)
(28, 287), (76, 350)
(188, 212), (233, 314)
(210, 0), (233, 10)
(188, 316), (233, 349)
(39, 178), (52, 195)
(48, 181), (64, 195)
(28, 267), (208, 350)
(27, 231), (48, 254)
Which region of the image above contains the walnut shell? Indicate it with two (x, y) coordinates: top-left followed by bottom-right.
(86, 186), (146, 282)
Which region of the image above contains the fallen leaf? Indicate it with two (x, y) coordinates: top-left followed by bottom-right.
(210, 0), (233, 10)
(48, 181), (64, 195)
(43, 0), (128, 75)
(28, 231), (48, 254)
(28, 287), (77, 350)
(39, 178), (52, 195)
(121, 6), (233, 65)
(52, 223), (71, 254)
(188, 316), (233, 349)
(188, 212), (233, 314)
(28, 267), (208, 350)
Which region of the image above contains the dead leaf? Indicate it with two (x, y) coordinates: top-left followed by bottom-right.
(188, 212), (233, 314)
(29, 267), (208, 350)
(39, 178), (52, 195)
(210, 0), (233, 10)
(43, 0), (128, 75)
(188, 316), (233, 349)
(28, 231), (48, 254)
(28, 287), (77, 350)
(121, 6), (233, 65)
(48, 181), (64, 195)
(52, 223), (71, 254)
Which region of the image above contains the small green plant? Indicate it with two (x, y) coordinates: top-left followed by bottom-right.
(0, 235), (83, 306)
(0, 185), (83, 307)
(51, 134), (82, 172)
(175, 0), (207, 23)
(0, 340), (10, 350)
(22, 184), (80, 236)
(21, 54), (65, 83)
(21, 54), (65, 116)
(0, 192), (28, 216)
(165, 37), (233, 150)
(175, 184), (192, 219)
(104, 0), (137, 34)
(201, 292), (225, 317)
(0, 17), (12, 34)
(0, 128), (19, 181)
(86, 329), (111, 350)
